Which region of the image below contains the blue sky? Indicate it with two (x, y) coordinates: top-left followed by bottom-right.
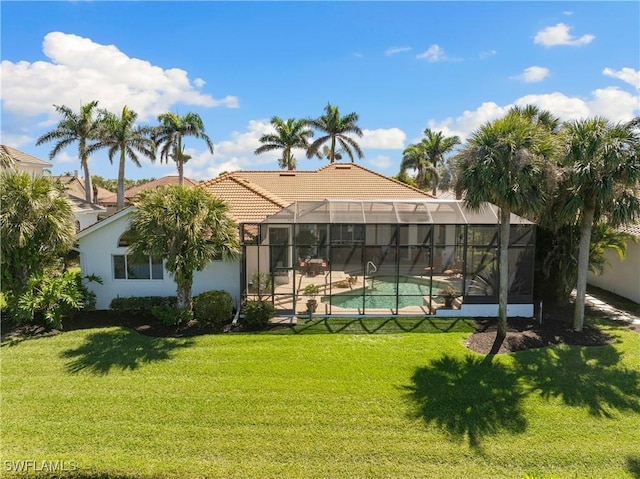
(1, 1), (638, 181)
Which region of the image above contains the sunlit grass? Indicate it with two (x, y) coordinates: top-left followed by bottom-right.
(1, 319), (639, 478)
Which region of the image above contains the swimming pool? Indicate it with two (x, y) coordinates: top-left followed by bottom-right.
(323, 275), (447, 310)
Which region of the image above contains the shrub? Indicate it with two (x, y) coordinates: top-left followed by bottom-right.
(13, 270), (85, 329)
(242, 300), (275, 331)
(109, 296), (177, 316)
(150, 305), (193, 326)
(193, 290), (233, 331)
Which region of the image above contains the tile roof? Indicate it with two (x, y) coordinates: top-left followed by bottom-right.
(620, 222), (640, 238)
(200, 174), (288, 223)
(200, 163), (435, 223)
(53, 175), (113, 202)
(0, 145), (52, 167)
(228, 164), (434, 202)
(100, 175), (198, 206)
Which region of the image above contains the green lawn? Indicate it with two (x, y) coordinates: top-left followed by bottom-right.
(1, 318), (639, 479)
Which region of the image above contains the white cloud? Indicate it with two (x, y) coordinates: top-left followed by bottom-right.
(586, 87), (640, 121)
(425, 102), (509, 141)
(0, 32), (238, 122)
(512, 66), (550, 83)
(534, 23), (595, 47)
(181, 122), (407, 180)
(183, 119), (312, 180)
(385, 46), (411, 56)
(360, 128), (406, 149)
(416, 44), (446, 62)
(563, 11), (574, 16)
(603, 67), (640, 90)
(479, 50), (497, 60)
(366, 155), (393, 170)
(353, 52), (364, 59)
(0, 132), (32, 149)
(426, 88), (638, 141)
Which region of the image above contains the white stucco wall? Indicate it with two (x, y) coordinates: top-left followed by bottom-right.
(434, 303), (534, 318)
(588, 241), (640, 303)
(76, 210), (104, 231)
(78, 209), (241, 309)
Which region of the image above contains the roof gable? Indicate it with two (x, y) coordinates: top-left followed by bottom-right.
(1, 145), (53, 167)
(225, 163), (434, 204)
(200, 164), (434, 223)
(100, 175), (198, 206)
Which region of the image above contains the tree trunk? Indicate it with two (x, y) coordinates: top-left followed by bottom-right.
(177, 138), (184, 186)
(431, 160), (438, 197)
(498, 208), (511, 340)
(573, 204), (596, 332)
(117, 150), (126, 211)
(176, 272), (193, 311)
(177, 160), (184, 186)
(80, 140), (93, 203)
(330, 136), (336, 163)
(82, 163), (93, 203)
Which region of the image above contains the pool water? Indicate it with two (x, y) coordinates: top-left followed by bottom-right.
(323, 275), (445, 310)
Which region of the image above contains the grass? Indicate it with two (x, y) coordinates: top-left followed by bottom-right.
(1, 318), (639, 478)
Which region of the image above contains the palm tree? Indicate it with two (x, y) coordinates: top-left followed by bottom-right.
(456, 106), (559, 339)
(153, 112), (214, 185)
(0, 172), (75, 296)
(400, 143), (438, 191)
(560, 116), (640, 332)
(419, 129), (461, 196)
(90, 106), (155, 211)
(255, 116), (313, 170)
(306, 103), (363, 163)
(125, 185), (240, 311)
(0, 149), (15, 171)
(36, 101), (101, 203)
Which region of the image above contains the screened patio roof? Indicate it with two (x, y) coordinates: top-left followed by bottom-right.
(260, 199), (534, 225)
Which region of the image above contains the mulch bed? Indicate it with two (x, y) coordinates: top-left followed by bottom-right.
(2, 303), (633, 355)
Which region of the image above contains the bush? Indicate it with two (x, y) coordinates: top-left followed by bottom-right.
(110, 296), (177, 316)
(242, 300), (275, 331)
(150, 305), (193, 326)
(193, 290), (233, 331)
(13, 270), (85, 329)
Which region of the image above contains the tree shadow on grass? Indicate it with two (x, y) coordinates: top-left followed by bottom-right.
(61, 328), (193, 375)
(405, 354), (527, 450)
(628, 456), (640, 479)
(513, 345), (640, 417)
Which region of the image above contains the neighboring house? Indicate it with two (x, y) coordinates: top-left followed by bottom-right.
(78, 163), (536, 317)
(0, 145), (52, 176)
(0, 146), (106, 230)
(53, 173), (110, 231)
(99, 175), (198, 215)
(588, 223), (640, 303)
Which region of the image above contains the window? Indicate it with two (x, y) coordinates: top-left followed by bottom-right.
(113, 255), (163, 280)
(118, 232), (133, 247)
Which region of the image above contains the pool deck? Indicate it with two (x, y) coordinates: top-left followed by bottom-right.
(249, 271), (463, 316)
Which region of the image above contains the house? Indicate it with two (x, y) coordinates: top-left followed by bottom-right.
(77, 164), (536, 317)
(99, 175), (198, 215)
(53, 173), (110, 231)
(1, 146), (107, 230)
(588, 222), (640, 303)
(0, 144), (52, 176)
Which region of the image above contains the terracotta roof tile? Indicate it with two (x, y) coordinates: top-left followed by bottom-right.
(53, 175), (112, 202)
(100, 175), (198, 206)
(200, 164), (434, 223)
(200, 175), (288, 223)
(620, 222), (640, 238)
(229, 163), (434, 203)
